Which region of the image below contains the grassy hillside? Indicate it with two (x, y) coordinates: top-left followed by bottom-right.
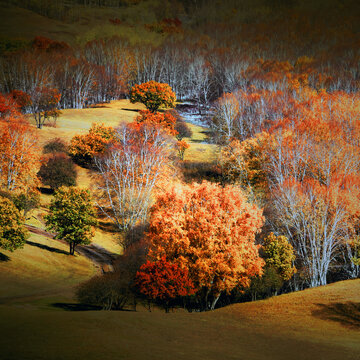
(0, 99), (215, 300)
(0, 231), (95, 302)
(0, 278), (359, 360)
(0, 3), (168, 45)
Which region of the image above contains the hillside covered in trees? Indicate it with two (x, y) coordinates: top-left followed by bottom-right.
(0, 0), (360, 359)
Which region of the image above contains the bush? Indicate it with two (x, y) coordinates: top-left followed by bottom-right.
(77, 240), (148, 310)
(76, 273), (132, 310)
(69, 123), (115, 166)
(175, 119), (192, 140)
(43, 138), (68, 154)
(37, 153), (77, 190)
(0, 189), (40, 219)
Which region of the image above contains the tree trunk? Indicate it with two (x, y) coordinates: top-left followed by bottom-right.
(210, 294), (220, 310)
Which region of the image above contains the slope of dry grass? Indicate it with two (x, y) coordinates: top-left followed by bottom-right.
(0, 231), (95, 302)
(0, 279), (359, 360)
(0, 3), (163, 45)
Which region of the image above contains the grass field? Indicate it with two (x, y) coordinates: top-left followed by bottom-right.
(0, 279), (359, 360)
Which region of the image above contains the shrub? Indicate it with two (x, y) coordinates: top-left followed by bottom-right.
(37, 153), (77, 190)
(175, 119), (192, 140)
(69, 123), (115, 166)
(76, 273), (131, 310)
(43, 138), (68, 154)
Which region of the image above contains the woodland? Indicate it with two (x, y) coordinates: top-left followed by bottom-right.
(0, 0), (360, 359)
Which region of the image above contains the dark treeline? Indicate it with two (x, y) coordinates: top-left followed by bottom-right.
(1, 20), (360, 115)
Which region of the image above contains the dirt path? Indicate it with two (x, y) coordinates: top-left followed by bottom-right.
(26, 224), (118, 272)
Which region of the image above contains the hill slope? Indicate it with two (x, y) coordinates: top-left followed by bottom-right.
(0, 279), (359, 360)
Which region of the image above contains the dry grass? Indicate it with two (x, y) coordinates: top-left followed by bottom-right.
(0, 279), (359, 360)
(0, 3), (163, 45)
(0, 232), (95, 302)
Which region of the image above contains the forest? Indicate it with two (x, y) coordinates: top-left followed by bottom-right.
(0, 0), (360, 359)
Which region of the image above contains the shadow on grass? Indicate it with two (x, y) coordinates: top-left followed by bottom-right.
(26, 240), (69, 255)
(51, 302), (102, 311)
(51, 303), (135, 311)
(121, 108), (140, 113)
(38, 186), (54, 195)
(0, 252), (10, 262)
(97, 220), (119, 233)
(312, 302), (360, 329)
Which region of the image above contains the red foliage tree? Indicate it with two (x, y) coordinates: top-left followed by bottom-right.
(135, 257), (195, 312)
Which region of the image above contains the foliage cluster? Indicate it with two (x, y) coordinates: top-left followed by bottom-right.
(0, 196), (28, 252)
(45, 187), (97, 255)
(130, 81), (176, 112)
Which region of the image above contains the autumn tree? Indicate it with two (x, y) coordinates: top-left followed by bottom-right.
(266, 92), (360, 287)
(135, 109), (177, 135)
(29, 87), (61, 129)
(249, 232), (297, 298)
(146, 181), (264, 310)
(135, 257), (195, 312)
(175, 140), (190, 160)
(130, 81), (176, 112)
(0, 113), (40, 193)
(69, 123), (115, 166)
(45, 187), (97, 255)
(0, 196), (28, 252)
(94, 122), (174, 238)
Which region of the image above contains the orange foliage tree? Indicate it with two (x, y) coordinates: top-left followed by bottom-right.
(130, 81), (176, 112)
(69, 123), (115, 166)
(266, 91), (360, 286)
(135, 109), (177, 136)
(146, 181), (264, 310)
(175, 140), (189, 160)
(135, 257), (195, 312)
(0, 94), (40, 192)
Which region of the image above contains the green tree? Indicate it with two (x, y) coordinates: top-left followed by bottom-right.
(45, 187), (97, 255)
(262, 232), (296, 282)
(0, 196), (28, 251)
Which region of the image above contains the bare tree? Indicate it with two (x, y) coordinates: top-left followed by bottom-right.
(93, 122), (174, 242)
